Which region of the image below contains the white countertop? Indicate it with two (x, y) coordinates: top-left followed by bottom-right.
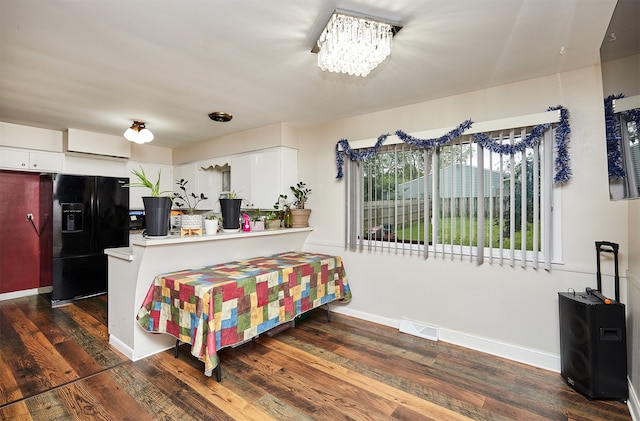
(105, 227), (314, 261)
(130, 226), (313, 247)
(104, 247), (134, 261)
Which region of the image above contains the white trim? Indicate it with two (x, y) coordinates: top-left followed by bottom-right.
(438, 327), (560, 373)
(109, 335), (135, 360)
(344, 110), (561, 150)
(330, 306), (559, 373)
(332, 306), (400, 329)
(0, 286), (52, 302)
(628, 378), (640, 421)
(346, 115), (563, 267)
(108, 334), (173, 362)
(614, 95), (640, 113)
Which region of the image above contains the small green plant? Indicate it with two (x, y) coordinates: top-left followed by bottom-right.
(219, 190), (239, 199)
(244, 208), (263, 222)
(264, 211), (279, 220)
(125, 166), (172, 197)
(274, 194), (291, 211)
(219, 191), (253, 208)
(173, 179), (208, 214)
(206, 214), (221, 222)
(290, 182), (311, 209)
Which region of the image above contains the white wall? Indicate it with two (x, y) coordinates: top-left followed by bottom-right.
(172, 122), (300, 165)
(296, 65), (631, 372)
(627, 199), (640, 418)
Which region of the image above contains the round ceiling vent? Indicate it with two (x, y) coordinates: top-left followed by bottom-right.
(208, 112), (233, 122)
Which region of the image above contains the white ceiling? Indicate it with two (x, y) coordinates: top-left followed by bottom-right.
(0, 0), (619, 149)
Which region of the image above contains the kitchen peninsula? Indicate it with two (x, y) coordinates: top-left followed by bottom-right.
(105, 227), (313, 362)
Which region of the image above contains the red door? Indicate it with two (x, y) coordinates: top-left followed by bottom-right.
(0, 171), (52, 294)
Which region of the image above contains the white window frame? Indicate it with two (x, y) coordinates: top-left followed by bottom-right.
(342, 111), (564, 268)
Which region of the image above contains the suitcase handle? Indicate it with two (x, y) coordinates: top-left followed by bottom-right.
(596, 241), (619, 253)
(595, 241), (620, 302)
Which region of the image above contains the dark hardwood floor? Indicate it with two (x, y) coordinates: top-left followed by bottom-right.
(0, 294), (632, 420)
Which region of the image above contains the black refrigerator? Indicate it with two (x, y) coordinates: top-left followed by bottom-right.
(51, 174), (129, 307)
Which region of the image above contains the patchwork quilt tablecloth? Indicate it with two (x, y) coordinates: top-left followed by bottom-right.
(136, 251), (351, 375)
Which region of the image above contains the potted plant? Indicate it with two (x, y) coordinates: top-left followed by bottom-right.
(219, 191), (243, 231)
(204, 214), (220, 235)
(289, 181), (311, 228)
(125, 166), (173, 237)
(274, 194), (292, 228)
(246, 208), (264, 231)
(173, 178), (208, 230)
(264, 211), (281, 230)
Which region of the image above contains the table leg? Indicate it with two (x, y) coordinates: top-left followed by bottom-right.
(174, 339), (180, 358)
(216, 362), (222, 382)
(326, 303), (331, 322)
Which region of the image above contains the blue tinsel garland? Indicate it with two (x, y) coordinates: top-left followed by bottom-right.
(605, 94), (640, 180)
(605, 94), (626, 180)
(335, 106), (572, 184)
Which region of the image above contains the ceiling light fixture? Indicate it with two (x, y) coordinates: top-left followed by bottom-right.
(312, 9), (402, 77)
(124, 121), (154, 144)
(209, 112), (233, 122)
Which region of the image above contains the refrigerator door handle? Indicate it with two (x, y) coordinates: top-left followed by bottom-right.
(91, 177), (99, 252)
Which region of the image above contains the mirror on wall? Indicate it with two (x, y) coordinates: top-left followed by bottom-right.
(600, 0), (640, 200)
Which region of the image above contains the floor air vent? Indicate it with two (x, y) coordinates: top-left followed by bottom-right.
(399, 318), (439, 341)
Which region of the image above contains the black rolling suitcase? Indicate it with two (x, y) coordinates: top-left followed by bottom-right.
(558, 241), (628, 402)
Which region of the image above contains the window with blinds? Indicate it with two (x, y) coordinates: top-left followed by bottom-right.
(344, 122), (559, 269)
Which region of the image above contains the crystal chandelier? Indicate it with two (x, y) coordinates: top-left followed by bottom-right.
(314, 10), (401, 77)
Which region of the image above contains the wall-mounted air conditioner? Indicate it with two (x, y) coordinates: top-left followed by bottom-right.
(64, 128), (131, 160)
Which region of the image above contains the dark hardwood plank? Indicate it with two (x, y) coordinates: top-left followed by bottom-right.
(0, 351), (24, 407)
(133, 356), (235, 420)
(0, 400), (32, 421)
(53, 381), (113, 420)
(0, 301), (79, 395)
(154, 350), (280, 421)
(279, 320), (497, 420)
(254, 335), (474, 420)
(80, 372), (155, 421)
(0, 296), (633, 420)
(53, 340), (105, 378)
(106, 362), (198, 420)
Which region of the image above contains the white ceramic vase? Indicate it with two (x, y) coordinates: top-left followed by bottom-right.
(204, 219), (219, 235)
(181, 214), (203, 229)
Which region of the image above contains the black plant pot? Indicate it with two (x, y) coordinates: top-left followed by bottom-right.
(143, 196), (172, 237)
(219, 198), (242, 230)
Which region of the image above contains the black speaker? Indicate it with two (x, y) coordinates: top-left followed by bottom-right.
(558, 291), (628, 401)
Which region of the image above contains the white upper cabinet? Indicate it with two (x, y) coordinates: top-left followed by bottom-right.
(126, 161), (174, 210)
(196, 160), (225, 211)
(174, 158), (231, 212)
(0, 147), (63, 172)
(30, 150), (64, 171)
(230, 147), (298, 209)
(0, 122), (62, 151)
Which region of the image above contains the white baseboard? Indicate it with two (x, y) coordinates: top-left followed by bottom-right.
(628, 379), (640, 421)
(108, 334), (174, 362)
(0, 286), (53, 302)
(331, 306), (400, 329)
(438, 328), (560, 373)
(331, 307), (559, 372)
(109, 335), (135, 360)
